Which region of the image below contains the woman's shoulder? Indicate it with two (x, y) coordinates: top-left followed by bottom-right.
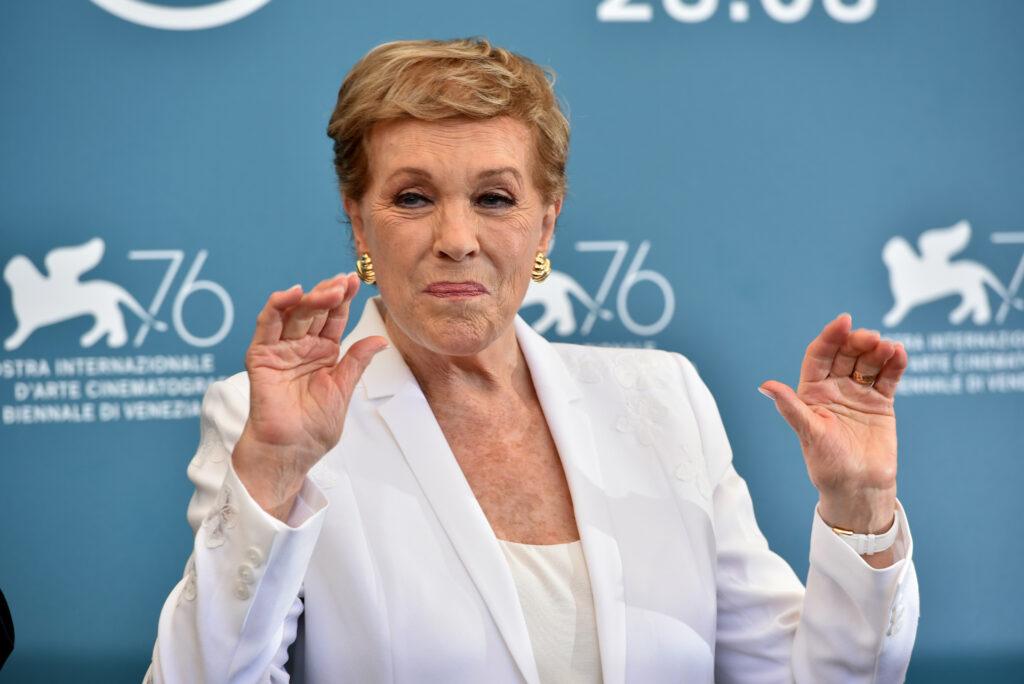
(550, 341), (704, 392)
(550, 342), (733, 480)
(549, 342), (723, 435)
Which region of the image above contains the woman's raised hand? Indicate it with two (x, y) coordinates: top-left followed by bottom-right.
(232, 273), (387, 521)
(759, 314), (908, 540)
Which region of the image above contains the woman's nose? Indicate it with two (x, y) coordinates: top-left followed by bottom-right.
(432, 204), (480, 262)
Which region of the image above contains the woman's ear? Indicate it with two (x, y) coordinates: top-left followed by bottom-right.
(538, 195), (563, 252)
(342, 194), (368, 252)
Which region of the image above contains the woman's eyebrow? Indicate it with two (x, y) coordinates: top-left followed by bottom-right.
(386, 166), (433, 182)
(476, 167), (522, 183)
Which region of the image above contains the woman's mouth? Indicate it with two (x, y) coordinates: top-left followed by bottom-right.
(423, 281), (489, 298)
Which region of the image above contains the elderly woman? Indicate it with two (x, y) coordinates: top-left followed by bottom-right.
(146, 38), (917, 683)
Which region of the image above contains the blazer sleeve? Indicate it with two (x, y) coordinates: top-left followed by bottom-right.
(673, 353), (919, 684)
(144, 378), (330, 684)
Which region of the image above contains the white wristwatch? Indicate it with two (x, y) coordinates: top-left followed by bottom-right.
(830, 511), (899, 555)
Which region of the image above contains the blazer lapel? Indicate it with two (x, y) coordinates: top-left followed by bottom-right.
(514, 316), (628, 684)
(348, 298), (541, 684)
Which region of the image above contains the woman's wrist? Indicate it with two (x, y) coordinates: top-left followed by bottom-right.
(817, 487), (897, 534)
(231, 429), (310, 522)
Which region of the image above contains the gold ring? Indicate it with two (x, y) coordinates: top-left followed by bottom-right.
(851, 370), (876, 385)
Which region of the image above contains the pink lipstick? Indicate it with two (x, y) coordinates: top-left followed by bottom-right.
(423, 281), (488, 298)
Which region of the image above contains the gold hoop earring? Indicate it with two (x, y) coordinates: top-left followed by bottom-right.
(531, 251), (552, 283)
(355, 252), (376, 284)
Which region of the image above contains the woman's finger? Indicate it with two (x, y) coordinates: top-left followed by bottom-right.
(280, 287), (347, 340)
(307, 275), (346, 338)
(873, 343), (908, 398)
(320, 274), (360, 341)
(251, 285), (304, 345)
(799, 313), (852, 384)
(850, 339), (896, 386)
(308, 308), (331, 338)
(829, 328), (882, 378)
(280, 275), (347, 340)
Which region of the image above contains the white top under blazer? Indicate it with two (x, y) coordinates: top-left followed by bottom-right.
(145, 296), (919, 683)
(497, 539), (603, 683)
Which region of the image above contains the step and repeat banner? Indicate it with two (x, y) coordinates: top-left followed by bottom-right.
(2, 1), (1022, 681)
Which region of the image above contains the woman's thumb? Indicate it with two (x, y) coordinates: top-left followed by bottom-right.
(759, 380), (816, 442)
(332, 336), (389, 394)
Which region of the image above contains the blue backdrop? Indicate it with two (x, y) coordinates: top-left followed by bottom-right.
(2, 1), (1022, 681)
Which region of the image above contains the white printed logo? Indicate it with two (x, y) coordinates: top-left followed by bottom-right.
(880, 221), (1024, 397)
(91, 0), (272, 31)
(522, 240), (675, 339)
(523, 271), (613, 337)
(882, 220), (1024, 327)
(596, 0), (877, 24)
(3, 238), (233, 350)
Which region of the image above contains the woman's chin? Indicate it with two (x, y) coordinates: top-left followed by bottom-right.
(424, 329), (496, 357)
(418, 316), (504, 356)
(383, 296), (511, 356)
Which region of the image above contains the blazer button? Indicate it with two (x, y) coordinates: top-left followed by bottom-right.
(246, 546), (265, 568)
(238, 563), (256, 585)
(234, 582), (251, 601)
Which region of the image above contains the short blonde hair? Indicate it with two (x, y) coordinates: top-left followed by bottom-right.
(326, 37), (570, 206)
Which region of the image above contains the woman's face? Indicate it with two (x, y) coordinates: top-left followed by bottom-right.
(344, 115), (562, 356)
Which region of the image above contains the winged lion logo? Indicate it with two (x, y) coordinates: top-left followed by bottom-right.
(882, 220), (1023, 327)
(4, 238), (167, 350)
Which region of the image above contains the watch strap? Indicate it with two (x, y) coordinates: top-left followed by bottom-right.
(830, 511), (899, 555)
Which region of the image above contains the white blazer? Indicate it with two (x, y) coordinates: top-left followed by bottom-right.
(146, 297), (919, 683)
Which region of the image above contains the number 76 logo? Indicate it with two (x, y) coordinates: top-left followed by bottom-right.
(521, 240), (676, 338)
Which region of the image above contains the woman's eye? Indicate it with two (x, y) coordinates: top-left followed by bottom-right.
(395, 192), (429, 208)
(478, 192), (515, 208)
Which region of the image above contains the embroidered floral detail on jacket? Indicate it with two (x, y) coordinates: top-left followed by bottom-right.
(616, 391), (669, 446)
(563, 351), (604, 384)
(611, 350), (672, 391)
(673, 446), (712, 500)
(180, 554), (197, 602)
(189, 414), (225, 470)
(202, 484), (238, 548)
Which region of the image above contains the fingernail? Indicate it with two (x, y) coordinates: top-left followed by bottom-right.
(288, 283), (301, 291)
(757, 387), (776, 401)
